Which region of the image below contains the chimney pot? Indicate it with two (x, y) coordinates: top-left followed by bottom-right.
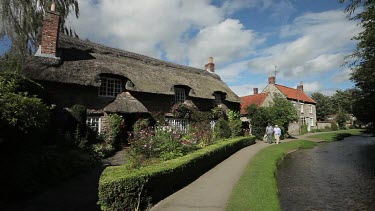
(205, 57), (215, 73)
(253, 88), (258, 95)
(268, 76), (275, 84)
(297, 85), (304, 92)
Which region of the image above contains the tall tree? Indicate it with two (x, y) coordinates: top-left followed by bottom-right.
(311, 92), (334, 121)
(0, 0), (79, 70)
(331, 89), (355, 114)
(340, 0), (375, 125)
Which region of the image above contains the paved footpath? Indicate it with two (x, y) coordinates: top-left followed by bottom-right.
(151, 135), (322, 211)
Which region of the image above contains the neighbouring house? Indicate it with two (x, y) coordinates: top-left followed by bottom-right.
(22, 5), (240, 134)
(240, 76), (317, 135)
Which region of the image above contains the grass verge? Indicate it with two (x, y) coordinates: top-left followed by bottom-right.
(226, 140), (317, 211)
(307, 129), (363, 142)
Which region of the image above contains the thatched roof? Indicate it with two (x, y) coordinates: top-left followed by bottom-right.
(23, 34), (240, 103)
(104, 92), (148, 113)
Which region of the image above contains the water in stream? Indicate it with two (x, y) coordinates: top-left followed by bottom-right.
(277, 135), (375, 210)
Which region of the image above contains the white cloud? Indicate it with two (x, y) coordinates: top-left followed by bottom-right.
(215, 61), (249, 82)
(247, 10), (361, 79)
(67, 0), (261, 67)
(188, 19), (260, 68)
(320, 88), (337, 96)
(333, 68), (352, 83)
(300, 81), (322, 94)
(69, 0), (223, 61)
(230, 83), (267, 97)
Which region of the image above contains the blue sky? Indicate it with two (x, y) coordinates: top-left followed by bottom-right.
(1, 0), (360, 97)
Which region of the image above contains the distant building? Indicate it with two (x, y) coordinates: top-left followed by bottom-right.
(240, 76), (317, 134)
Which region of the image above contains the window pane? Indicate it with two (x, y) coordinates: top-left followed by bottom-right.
(99, 77), (122, 97)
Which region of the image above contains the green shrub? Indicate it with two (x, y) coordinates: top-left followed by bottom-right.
(70, 104), (87, 125)
(98, 136), (256, 211)
(189, 121), (213, 147)
(213, 118), (231, 140)
(105, 114), (125, 149)
(331, 122), (338, 131)
(300, 124), (308, 135)
(92, 143), (116, 159)
(211, 106), (226, 119)
(229, 119), (242, 138)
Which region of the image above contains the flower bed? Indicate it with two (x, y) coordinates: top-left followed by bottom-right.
(98, 136), (256, 211)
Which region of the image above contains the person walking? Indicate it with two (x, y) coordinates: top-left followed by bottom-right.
(274, 125), (281, 144)
(265, 123), (274, 144)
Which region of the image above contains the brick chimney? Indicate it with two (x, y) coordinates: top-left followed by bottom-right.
(41, 3), (60, 56)
(297, 82), (303, 92)
(268, 76), (275, 84)
(253, 88), (258, 95)
(205, 57), (215, 73)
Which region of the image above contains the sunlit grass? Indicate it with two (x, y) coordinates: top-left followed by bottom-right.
(226, 140), (317, 211)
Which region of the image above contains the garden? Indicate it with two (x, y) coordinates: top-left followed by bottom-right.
(98, 105), (255, 210)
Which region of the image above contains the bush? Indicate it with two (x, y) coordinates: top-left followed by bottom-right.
(213, 118), (231, 140)
(92, 143), (116, 159)
(105, 114), (125, 149)
(229, 119), (242, 138)
(300, 124), (308, 135)
(171, 103), (193, 118)
(98, 136), (256, 211)
(331, 122), (338, 131)
(211, 107), (226, 119)
(127, 125), (199, 164)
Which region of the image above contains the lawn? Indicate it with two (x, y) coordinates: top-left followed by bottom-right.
(307, 129), (363, 142)
(226, 140), (317, 211)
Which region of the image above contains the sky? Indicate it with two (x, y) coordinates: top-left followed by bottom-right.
(0, 0), (362, 97)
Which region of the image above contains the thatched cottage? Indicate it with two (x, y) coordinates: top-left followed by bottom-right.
(241, 76), (317, 134)
(23, 6), (240, 133)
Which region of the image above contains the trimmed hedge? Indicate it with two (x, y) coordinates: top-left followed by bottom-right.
(98, 136), (256, 210)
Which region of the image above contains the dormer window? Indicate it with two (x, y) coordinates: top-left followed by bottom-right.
(99, 77), (123, 97)
(173, 87), (186, 104)
(214, 93), (222, 105)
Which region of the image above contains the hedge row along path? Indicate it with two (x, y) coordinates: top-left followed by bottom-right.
(150, 133), (326, 211)
(2, 131), (335, 211)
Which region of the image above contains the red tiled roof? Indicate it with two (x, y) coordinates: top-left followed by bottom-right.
(275, 84), (316, 104)
(240, 93), (268, 115)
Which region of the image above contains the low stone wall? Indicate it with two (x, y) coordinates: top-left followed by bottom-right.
(288, 123), (299, 135)
(317, 122), (331, 130)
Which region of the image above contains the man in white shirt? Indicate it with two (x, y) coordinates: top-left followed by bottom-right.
(273, 125), (281, 144)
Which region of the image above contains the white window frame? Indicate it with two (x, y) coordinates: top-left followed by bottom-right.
(99, 77), (123, 97)
(309, 105), (313, 114)
(86, 116), (101, 133)
(300, 103), (304, 113)
(166, 118), (189, 133)
(173, 87), (186, 104)
(310, 117), (314, 127)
